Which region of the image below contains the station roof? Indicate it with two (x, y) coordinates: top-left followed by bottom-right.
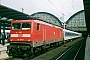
(0, 5), (30, 20)
(65, 10), (86, 32)
(83, 0), (90, 33)
(0, 4), (31, 30)
(31, 12), (62, 26)
(66, 10), (84, 24)
(0, 4), (62, 29)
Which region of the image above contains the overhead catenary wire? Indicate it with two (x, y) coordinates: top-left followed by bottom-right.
(23, 0), (43, 11)
(40, 0), (48, 8)
(56, 0), (65, 11)
(8, 0), (75, 18)
(68, 0), (75, 11)
(40, 0), (60, 17)
(48, 0), (65, 16)
(24, 0), (65, 18)
(41, 0), (55, 10)
(40, 0), (54, 11)
(56, 0), (74, 18)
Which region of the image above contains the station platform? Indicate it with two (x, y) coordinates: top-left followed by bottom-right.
(84, 37), (90, 60)
(0, 43), (9, 51)
(0, 43), (9, 59)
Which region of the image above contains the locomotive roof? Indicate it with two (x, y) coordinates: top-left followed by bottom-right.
(33, 20), (63, 29)
(11, 20), (63, 29)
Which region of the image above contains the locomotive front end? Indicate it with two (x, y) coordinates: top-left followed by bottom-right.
(7, 20), (32, 57)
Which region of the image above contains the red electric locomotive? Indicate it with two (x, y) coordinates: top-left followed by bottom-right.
(7, 20), (64, 57)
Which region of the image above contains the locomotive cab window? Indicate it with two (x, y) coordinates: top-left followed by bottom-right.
(22, 23), (31, 30)
(37, 23), (40, 30)
(12, 23), (21, 30)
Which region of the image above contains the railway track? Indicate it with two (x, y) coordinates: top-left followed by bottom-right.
(55, 37), (86, 60)
(32, 38), (84, 60)
(2, 37), (84, 60)
(73, 43), (83, 60)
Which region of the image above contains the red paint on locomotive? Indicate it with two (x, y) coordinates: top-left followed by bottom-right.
(7, 19), (81, 57)
(10, 20), (63, 43)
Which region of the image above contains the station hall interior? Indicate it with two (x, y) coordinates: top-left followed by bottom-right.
(0, 0), (90, 60)
(0, 0), (90, 36)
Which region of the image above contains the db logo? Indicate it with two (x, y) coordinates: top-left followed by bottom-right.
(18, 34), (23, 37)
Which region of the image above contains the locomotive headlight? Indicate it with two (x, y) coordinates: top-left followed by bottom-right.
(11, 40), (12, 41)
(28, 39), (30, 41)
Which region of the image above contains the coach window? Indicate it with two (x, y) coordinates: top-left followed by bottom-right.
(37, 23), (40, 30)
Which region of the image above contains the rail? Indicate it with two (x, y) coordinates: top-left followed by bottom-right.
(55, 38), (84, 60)
(73, 43), (83, 60)
(56, 41), (77, 60)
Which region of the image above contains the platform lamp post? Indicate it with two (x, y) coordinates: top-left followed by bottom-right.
(21, 8), (24, 13)
(60, 16), (66, 47)
(63, 22), (66, 47)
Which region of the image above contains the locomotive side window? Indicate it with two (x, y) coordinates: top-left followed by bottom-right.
(12, 23), (21, 30)
(22, 23), (31, 30)
(37, 23), (40, 30)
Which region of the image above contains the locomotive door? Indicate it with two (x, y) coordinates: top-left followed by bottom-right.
(43, 29), (46, 45)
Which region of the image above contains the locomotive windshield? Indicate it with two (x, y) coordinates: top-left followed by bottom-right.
(22, 23), (31, 30)
(12, 23), (20, 30)
(12, 22), (31, 30)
